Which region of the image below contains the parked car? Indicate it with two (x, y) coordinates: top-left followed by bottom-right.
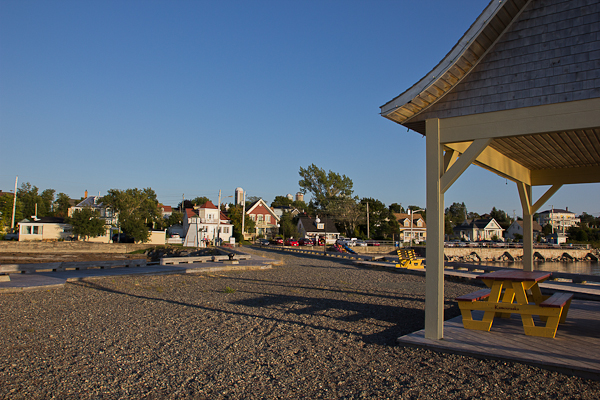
(2, 232), (18, 241)
(355, 240), (368, 247)
(270, 237), (284, 245)
(367, 240), (380, 246)
(256, 238), (270, 246)
(284, 238), (299, 246)
(298, 238), (313, 246)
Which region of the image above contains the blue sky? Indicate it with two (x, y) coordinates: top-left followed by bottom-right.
(1, 0), (598, 217)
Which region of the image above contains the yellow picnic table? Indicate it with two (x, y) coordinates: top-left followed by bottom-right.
(456, 270), (573, 338)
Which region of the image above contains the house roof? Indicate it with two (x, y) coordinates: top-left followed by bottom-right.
(455, 218), (501, 231)
(297, 216), (339, 234)
(161, 205), (172, 212)
(198, 201), (218, 209)
(246, 199), (280, 221)
(538, 208), (575, 215)
(513, 220), (543, 231)
(75, 196), (103, 208)
(22, 217), (66, 224)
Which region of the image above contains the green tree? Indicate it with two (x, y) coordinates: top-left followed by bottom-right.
(271, 196), (293, 208)
(326, 196), (364, 237)
(40, 189), (56, 216)
(389, 203), (404, 214)
(298, 164), (354, 209)
(67, 208), (106, 240)
(101, 188), (161, 243)
(360, 198), (392, 239)
(54, 193), (72, 218)
(0, 194), (22, 232)
(228, 205), (255, 242)
(191, 196), (211, 207)
(279, 211), (299, 239)
(490, 207), (512, 230)
(445, 202), (466, 229)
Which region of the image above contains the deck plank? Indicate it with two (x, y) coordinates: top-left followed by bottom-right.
(398, 299), (600, 380)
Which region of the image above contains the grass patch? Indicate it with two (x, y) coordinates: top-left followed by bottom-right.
(223, 286), (236, 294)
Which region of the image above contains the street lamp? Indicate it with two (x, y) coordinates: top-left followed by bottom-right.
(409, 209), (425, 248)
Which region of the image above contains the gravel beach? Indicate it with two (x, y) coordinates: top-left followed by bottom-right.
(1, 249), (598, 399)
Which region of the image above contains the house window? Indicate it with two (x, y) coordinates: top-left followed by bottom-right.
(32, 226), (40, 234)
(223, 227), (229, 234)
(258, 215), (264, 222)
(317, 223), (324, 230)
(250, 215), (256, 221)
(417, 220), (422, 227)
(265, 215), (271, 223)
(404, 220), (410, 227)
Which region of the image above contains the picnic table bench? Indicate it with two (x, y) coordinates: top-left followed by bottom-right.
(456, 270), (573, 338)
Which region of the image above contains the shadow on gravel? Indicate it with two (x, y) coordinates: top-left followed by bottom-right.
(220, 275), (425, 303)
(68, 280), (461, 346)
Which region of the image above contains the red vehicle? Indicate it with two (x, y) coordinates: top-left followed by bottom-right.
(270, 237), (284, 245)
(367, 240), (380, 246)
(298, 238), (314, 246)
(284, 238), (299, 246)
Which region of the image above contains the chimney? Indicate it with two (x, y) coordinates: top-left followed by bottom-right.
(85, 190), (88, 198)
(566, 206), (568, 212)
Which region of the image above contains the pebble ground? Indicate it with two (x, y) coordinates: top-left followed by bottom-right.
(1, 249), (598, 399)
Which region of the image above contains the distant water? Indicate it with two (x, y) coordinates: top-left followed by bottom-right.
(491, 261), (600, 276)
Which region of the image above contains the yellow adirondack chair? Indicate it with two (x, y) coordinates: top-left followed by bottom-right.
(396, 249), (423, 269)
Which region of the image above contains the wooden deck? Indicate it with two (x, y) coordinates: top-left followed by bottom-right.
(398, 299), (600, 380)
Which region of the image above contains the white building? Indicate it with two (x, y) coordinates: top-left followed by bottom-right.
(536, 208), (580, 234)
(183, 201), (233, 247)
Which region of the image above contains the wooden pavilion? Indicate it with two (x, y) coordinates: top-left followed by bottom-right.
(381, 0), (600, 340)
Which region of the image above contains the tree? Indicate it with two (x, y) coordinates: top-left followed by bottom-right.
(326, 196), (364, 237)
(40, 189), (55, 216)
(67, 208), (106, 240)
(271, 196), (293, 208)
(298, 164), (353, 209)
(191, 196), (211, 207)
(279, 211), (299, 239)
(389, 203), (404, 214)
(360, 198), (391, 239)
(101, 188), (161, 243)
(0, 193), (22, 232)
(177, 199), (194, 211)
(489, 207), (512, 230)
(445, 202), (466, 223)
(54, 193), (71, 218)
(228, 205), (255, 242)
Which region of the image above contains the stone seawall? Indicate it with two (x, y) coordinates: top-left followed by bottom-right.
(0, 241), (154, 254)
(444, 248), (598, 262)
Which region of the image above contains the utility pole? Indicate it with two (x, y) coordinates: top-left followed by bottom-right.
(366, 202), (370, 239)
(241, 190), (246, 241)
(11, 176), (17, 230)
(217, 190), (222, 246)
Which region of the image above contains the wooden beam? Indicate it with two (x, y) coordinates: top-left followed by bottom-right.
(439, 98), (600, 143)
(425, 118), (445, 340)
(531, 166), (600, 186)
(441, 139), (491, 193)
(445, 142), (532, 184)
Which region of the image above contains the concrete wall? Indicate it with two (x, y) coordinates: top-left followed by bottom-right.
(0, 241), (154, 254)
